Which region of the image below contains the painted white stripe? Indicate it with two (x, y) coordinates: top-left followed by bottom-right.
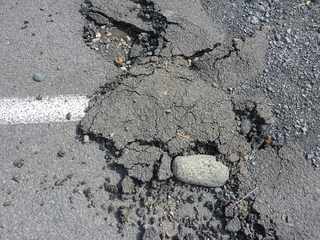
(0, 95), (89, 125)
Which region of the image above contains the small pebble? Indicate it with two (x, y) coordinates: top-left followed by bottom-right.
(115, 55), (125, 66)
(36, 94), (42, 100)
(13, 159), (25, 168)
(250, 16), (259, 24)
(57, 150), (66, 158)
(83, 135), (90, 143)
(228, 153), (239, 163)
(32, 73), (47, 82)
(66, 112), (71, 120)
(186, 195), (195, 204)
(3, 201), (12, 207)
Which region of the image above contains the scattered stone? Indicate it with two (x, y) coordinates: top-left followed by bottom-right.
(83, 187), (94, 200)
(232, 38), (243, 50)
(32, 73), (47, 82)
(264, 135), (273, 146)
(143, 226), (161, 240)
(250, 16), (259, 24)
(104, 182), (119, 194)
(11, 175), (21, 183)
(207, 219), (222, 231)
(118, 206), (130, 224)
(36, 94), (42, 100)
(121, 176), (136, 194)
(225, 217), (241, 233)
(162, 220), (178, 238)
(115, 55), (125, 66)
(83, 135), (90, 143)
(224, 204), (234, 218)
(54, 174), (73, 186)
(3, 201), (12, 207)
(204, 201), (214, 211)
(172, 155), (229, 187)
(13, 159), (24, 168)
(240, 119), (252, 135)
(186, 195), (195, 204)
(57, 150), (66, 158)
(130, 43), (144, 58)
(228, 153), (239, 163)
(66, 112), (72, 120)
(136, 208), (145, 218)
(108, 204), (115, 213)
(220, 234), (231, 240)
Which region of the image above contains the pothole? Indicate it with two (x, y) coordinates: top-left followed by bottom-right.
(78, 0), (279, 239)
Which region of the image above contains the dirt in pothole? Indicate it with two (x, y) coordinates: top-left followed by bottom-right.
(77, 0), (320, 239)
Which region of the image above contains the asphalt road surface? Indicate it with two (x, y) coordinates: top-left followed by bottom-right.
(1, 1), (319, 240)
(0, 1), (126, 239)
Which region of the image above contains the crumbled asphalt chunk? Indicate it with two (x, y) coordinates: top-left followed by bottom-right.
(117, 206), (130, 224)
(80, 60), (248, 158)
(240, 118), (252, 136)
(157, 152), (172, 181)
(194, 31), (267, 89)
(81, 0), (226, 58)
(255, 100), (274, 124)
(119, 143), (162, 182)
(228, 153), (239, 163)
(120, 176), (136, 194)
(224, 204), (235, 218)
(83, 0), (153, 32)
(104, 182), (119, 194)
(233, 97), (274, 146)
(172, 155), (229, 187)
(154, 0), (225, 56)
(32, 73), (47, 82)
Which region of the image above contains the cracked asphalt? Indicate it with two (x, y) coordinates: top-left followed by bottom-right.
(1, 1), (320, 240)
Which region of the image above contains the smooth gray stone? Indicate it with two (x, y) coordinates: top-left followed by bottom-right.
(172, 155), (229, 187)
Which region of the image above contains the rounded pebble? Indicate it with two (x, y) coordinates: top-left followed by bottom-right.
(32, 73), (47, 82)
(172, 155), (229, 187)
(83, 135), (90, 143)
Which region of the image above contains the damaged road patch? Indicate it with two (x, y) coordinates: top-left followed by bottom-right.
(77, 0), (286, 239)
(80, 60), (248, 182)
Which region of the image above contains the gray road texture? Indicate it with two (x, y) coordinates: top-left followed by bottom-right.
(0, 0), (119, 97)
(0, 0), (130, 239)
(1, 0), (320, 240)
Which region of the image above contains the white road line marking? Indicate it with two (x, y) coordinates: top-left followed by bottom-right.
(0, 95), (90, 125)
